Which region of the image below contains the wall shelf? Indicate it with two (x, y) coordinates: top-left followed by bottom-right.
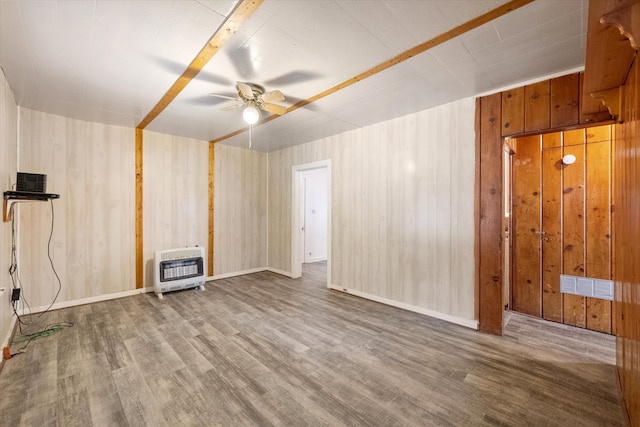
(3, 191), (60, 222)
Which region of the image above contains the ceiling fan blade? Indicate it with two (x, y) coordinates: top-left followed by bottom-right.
(209, 93), (238, 100)
(221, 103), (244, 111)
(264, 71), (322, 86)
(237, 81), (254, 100)
(262, 103), (287, 115)
(261, 90), (285, 103)
(227, 46), (255, 80)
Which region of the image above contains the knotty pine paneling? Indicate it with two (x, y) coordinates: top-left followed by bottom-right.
(18, 110), (135, 306)
(268, 98), (476, 324)
(501, 87), (525, 136)
(143, 130), (209, 286)
(541, 134), (562, 323)
(0, 69), (18, 346)
(213, 144), (267, 276)
(500, 72), (612, 138)
(512, 135), (541, 317)
(614, 56), (640, 426)
(585, 138), (612, 333)
(524, 81), (551, 133)
(562, 133), (587, 327)
(550, 73), (580, 129)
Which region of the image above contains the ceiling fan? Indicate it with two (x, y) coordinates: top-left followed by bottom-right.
(210, 81), (288, 124)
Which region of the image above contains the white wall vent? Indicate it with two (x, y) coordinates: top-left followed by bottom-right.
(560, 274), (613, 301)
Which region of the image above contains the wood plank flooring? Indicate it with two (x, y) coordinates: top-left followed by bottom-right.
(0, 262), (623, 426)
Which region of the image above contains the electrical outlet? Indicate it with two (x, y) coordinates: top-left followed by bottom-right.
(11, 288), (20, 302)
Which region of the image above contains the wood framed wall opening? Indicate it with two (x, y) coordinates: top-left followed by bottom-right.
(477, 71), (614, 335)
(508, 126), (613, 334)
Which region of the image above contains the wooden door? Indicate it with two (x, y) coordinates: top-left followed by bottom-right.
(510, 126), (613, 333)
(512, 135), (541, 317)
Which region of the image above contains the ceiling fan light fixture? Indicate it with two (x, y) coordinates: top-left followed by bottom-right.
(243, 104), (260, 124)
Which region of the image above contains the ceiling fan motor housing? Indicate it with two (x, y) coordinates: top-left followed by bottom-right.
(237, 82), (265, 102)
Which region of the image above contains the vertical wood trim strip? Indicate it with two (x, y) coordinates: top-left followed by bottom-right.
(208, 142), (215, 277)
(478, 93), (504, 335)
(474, 98), (481, 322)
(135, 128), (143, 288)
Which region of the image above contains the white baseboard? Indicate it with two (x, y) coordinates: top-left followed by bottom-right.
(208, 267), (269, 281)
(265, 267), (297, 278)
(328, 284), (478, 330)
(12, 274), (476, 331)
(18, 287), (154, 316)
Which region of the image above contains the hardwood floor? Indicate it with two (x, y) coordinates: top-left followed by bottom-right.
(0, 262), (623, 426)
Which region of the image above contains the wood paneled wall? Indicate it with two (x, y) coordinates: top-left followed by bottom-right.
(18, 110), (136, 306)
(0, 69), (18, 346)
(213, 144), (267, 275)
(614, 55), (640, 426)
(501, 72), (611, 138)
(268, 98), (476, 323)
(511, 126), (613, 334)
(142, 130), (209, 287)
(4, 111), (266, 315)
(477, 72), (613, 334)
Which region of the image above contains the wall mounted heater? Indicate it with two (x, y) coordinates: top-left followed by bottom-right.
(153, 247), (206, 299)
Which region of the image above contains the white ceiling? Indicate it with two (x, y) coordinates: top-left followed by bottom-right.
(0, 0), (588, 152)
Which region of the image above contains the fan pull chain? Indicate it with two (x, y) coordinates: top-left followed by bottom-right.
(249, 123), (252, 148)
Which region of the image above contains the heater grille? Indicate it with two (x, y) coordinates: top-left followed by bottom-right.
(159, 257), (203, 282)
(153, 247), (206, 299)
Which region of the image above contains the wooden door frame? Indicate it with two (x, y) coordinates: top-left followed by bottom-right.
(503, 141), (515, 316)
(476, 94), (505, 335)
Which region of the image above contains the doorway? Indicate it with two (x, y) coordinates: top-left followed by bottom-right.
(291, 160), (331, 286)
(509, 126), (613, 334)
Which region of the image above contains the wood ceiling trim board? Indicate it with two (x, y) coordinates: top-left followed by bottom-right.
(210, 0), (534, 145)
(137, 0), (263, 129)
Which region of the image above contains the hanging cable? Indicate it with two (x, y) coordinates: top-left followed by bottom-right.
(9, 198), (65, 336)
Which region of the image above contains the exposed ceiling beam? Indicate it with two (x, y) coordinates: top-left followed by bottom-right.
(210, 0), (535, 145)
(137, 0), (263, 130)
